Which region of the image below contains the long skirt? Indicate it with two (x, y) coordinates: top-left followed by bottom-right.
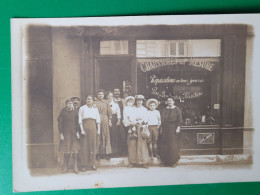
(58, 134), (80, 154)
(120, 126), (128, 156)
(110, 114), (121, 154)
(97, 114), (112, 155)
(128, 125), (150, 165)
(160, 122), (180, 165)
(79, 119), (97, 167)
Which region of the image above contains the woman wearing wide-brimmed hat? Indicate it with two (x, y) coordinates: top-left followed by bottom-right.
(160, 97), (182, 167)
(127, 95), (150, 168)
(57, 99), (80, 174)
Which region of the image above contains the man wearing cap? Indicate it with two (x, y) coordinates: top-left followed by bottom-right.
(71, 97), (81, 110)
(146, 98), (161, 159)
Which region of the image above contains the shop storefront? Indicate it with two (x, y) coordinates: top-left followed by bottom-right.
(82, 25), (247, 155)
(25, 24), (251, 167)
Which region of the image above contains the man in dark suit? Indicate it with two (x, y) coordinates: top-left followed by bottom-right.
(113, 88), (127, 156)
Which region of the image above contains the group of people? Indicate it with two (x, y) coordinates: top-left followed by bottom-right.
(57, 88), (183, 174)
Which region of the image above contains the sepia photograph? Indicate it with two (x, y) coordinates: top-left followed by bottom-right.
(11, 14), (260, 192)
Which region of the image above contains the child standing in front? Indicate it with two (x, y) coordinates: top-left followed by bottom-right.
(146, 98), (161, 160)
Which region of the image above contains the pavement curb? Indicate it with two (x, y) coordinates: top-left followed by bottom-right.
(95, 154), (253, 167)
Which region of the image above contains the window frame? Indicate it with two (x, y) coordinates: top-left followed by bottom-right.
(168, 40), (188, 57)
(99, 40), (129, 56)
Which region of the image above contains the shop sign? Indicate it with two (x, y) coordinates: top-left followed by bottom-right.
(137, 58), (219, 72)
(150, 86), (203, 100)
(150, 74), (205, 86)
(197, 133), (215, 144)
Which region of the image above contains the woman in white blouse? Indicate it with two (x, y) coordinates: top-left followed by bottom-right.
(78, 95), (101, 171)
(106, 92), (121, 156)
(128, 95), (150, 168)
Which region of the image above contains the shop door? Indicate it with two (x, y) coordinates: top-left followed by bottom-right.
(95, 58), (132, 95)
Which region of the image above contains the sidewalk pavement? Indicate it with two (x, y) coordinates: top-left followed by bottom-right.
(25, 154), (254, 192)
(96, 154), (253, 167)
(30, 154), (253, 177)
(27, 163), (253, 192)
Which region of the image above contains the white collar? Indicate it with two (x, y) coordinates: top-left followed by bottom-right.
(167, 106), (176, 109)
(114, 97), (122, 101)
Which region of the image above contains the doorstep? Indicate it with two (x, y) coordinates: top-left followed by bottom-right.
(96, 154), (253, 167)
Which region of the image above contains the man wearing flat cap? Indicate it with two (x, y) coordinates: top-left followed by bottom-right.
(70, 97), (81, 110)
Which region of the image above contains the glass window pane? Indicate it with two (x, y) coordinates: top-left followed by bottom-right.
(170, 43), (177, 56)
(136, 39), (220, 57)
(100, 40), (128, 55)
(178, 42), (184, 56)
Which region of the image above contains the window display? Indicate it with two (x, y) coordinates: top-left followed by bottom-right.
(137, 40), (221, 126)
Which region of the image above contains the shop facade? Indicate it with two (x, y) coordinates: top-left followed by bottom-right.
(25, 24), (253, 167)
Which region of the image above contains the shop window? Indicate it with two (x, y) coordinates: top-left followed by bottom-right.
(169, 41), (187, 57)
(178, 42), (184, 55)
(100, 40), (128, 55)
(137, 39), (221, 126)
(136, 39), (220, 57)
(170, 43), (177, 56)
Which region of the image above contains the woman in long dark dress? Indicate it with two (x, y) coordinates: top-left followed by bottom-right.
(78, 95), (101, 171)
(57, 99), (80, 174)
(160, 97), (182, 167)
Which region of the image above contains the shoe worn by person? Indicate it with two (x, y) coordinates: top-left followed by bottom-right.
(160, 163), (166, 167)
(62, 165), (68, 173)
(80, 167), (87, 172)
(143, 164), (149, 169)
(91, 165), (97, 170)
(74, 166), (79, 174)
(74, 159), (78, 174)
(171, 163), (177, 168)
(128, 164), (134, 168)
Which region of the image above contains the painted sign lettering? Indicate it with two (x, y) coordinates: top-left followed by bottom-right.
(138, 58), (218, 72)
(197, 133), (215, 144)
(150, 75), (204, 85)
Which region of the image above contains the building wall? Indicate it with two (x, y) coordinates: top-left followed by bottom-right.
(243, 26), (254, 154)
(52, 27), (83, 160)
(26, 25), (54, 168)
